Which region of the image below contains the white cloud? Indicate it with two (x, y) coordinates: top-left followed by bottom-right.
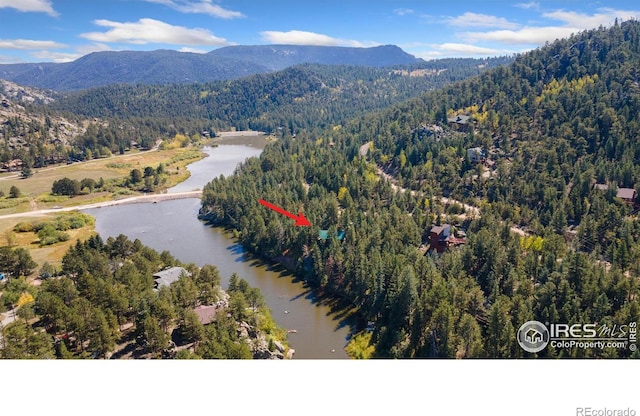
(464, 26), (578, 45)
(30, 43), (113, 63)
(80, 18), (231, 46)
(447, 12), (521, 29)
(0, 39), (66, 50)
(394, 8), (414, 16)
(434, 43), (504, 55)
(179, 46), (208, 53)
(142, 0), (244, 19)
(542, 8), (640, 28)
(0, 0), (57, 16)
(515, 2), (540, 10)
(30, 50), (84, 63)
(463, 8), (640, 46)
(414, 42), (512, 60)
(76, 43), (113, 55)
(260, 30), (375, 47)
(0, 56), (19, 64)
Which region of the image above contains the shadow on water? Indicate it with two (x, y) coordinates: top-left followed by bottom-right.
(227, 243), (245, 255)
(219, 230), (360, 337)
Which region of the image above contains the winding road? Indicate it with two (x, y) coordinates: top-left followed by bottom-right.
(375, 166), (528, 236)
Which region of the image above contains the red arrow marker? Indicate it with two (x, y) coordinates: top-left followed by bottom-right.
(258, 199), (311, 226)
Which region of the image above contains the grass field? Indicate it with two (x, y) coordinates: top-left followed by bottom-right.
(0, 214), (96, 273)
(0, 147), (203, 215)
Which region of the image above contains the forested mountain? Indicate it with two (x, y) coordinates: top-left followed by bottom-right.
(208, 44), (421, 70)
(199, 21), (640, 358)
(51, 58), (511, 133)
(0, 50), (268, 91)
(0, 44), (421, 91)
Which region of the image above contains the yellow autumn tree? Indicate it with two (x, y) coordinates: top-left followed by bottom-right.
(17, 292), (35, 308)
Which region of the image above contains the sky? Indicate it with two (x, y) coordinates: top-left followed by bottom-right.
(1, 0), (640, 63)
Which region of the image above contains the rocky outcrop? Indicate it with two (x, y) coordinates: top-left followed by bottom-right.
(237, 321), (290, 359)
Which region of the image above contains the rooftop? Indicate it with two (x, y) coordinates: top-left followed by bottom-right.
(193, 305), (219, 325)
(430, 224), (451, 235)
(318, 230), (346, 240)
(594, 184), (637, 200)
(153, 266), (190, 289)
(617, 188), (636, 201)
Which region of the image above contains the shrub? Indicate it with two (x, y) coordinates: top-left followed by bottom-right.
(13, 222), (35, 233)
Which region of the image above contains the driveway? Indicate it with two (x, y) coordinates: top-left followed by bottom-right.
(1, 307), (16, 327)
(0, 307), (17, 345)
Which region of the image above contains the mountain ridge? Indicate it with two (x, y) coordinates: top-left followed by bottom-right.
(0, 44), (423, 91)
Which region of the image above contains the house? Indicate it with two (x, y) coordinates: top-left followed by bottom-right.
(594, 183), (637, 204)
(428, 224), (466, 253)
(193, 305), (219, 325)
(153, 266), (191, 290)
(467, 147), (484, 163)
(617, 188), (637, 204)
(318, 230), (346, 241)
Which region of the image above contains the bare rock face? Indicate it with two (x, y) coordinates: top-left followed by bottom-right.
(0, 80), (86, 157)
(0, 79), (55, 105)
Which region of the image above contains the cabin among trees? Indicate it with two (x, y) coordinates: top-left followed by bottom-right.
(466, 147), (484, 163)
(318, 230), (346, 241)
(428, 224), (466, 253)
(153, 266), (191, 290)
(593, 183), (638, 205)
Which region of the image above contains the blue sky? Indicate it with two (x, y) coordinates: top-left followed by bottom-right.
(1, 0), (640, 63)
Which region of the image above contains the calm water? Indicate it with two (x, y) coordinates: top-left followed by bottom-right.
(86, 137), (352, 359)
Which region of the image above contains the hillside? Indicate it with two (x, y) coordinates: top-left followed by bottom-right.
(0, 44), (422, 91)
(0, 57), (508, 174)
(0, 80), (86, 168)
(49, 58), (511, 133)
(198, 21), (640, 358)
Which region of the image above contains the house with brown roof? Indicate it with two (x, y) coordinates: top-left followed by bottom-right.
(616, 188), (637, 203)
